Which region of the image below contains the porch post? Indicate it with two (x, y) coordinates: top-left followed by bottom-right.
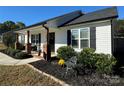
(46, 27), (51, 61)
(15, 33), (19, 49)
(26, 30), (31, 54)
(43, 25), (51, 61)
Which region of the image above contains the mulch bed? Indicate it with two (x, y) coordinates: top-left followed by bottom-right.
(30, 58), (124, 86)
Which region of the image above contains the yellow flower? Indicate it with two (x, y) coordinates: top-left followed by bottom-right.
(58, 59), (65, 65)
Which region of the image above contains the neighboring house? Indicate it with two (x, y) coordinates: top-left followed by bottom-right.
(16, 7), (118, 55)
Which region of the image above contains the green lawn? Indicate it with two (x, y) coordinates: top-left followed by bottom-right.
(0, 65), (60, 86)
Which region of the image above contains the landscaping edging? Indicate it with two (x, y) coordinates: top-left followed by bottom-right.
(27, 64), (69, 86)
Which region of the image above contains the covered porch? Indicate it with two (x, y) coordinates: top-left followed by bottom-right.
(15, 24), (57, 61)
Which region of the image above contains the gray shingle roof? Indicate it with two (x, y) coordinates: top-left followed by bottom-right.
(16, 10), (82, 31)
(14, 7), (118, 32)
(64, 7), (118, 26)
(46, 10), (83, 27)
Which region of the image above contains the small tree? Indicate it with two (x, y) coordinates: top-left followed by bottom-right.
(16, 22), (26, 29)
(3, 31), (16, 48)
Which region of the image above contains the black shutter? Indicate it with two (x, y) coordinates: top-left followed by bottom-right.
(67, 30), (71, 46)
(90, 27), (96, 50)
(39, 33), (41, 44)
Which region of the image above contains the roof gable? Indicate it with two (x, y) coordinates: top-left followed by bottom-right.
(64, 7), (118, 26)
(46, 10), (83, 27)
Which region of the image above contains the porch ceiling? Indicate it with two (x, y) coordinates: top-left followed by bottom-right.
(15, 25), (46, 34)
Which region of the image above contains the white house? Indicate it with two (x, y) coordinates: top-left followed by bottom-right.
(15, 7), (118, 59)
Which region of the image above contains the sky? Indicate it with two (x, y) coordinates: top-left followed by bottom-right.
(0, 6), (123, 26)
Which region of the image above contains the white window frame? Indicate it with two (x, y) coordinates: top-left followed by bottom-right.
(71, 27), (90, 50)
(31, 34), (39, 45)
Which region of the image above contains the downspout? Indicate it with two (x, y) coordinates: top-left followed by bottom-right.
(42, 24), (51, 61)
(111, 19), (116, 55)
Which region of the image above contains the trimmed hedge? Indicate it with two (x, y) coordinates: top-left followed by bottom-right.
(15, 52), (32, 59)
(77, 48), (117, 75)
(2, 48), (32, 59)
(57, 46), (117, 75)
(78, 48), (96, 69)
(57, 46), (77, 61)
(95, 53), (117, 74)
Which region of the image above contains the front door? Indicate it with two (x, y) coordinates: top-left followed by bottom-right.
(49, 32), (55, 52)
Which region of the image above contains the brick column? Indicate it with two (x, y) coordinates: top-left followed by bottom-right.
(26, 30), (31, 54)
(15, 33), (19, 49)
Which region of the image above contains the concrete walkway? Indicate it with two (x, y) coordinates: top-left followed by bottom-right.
(0, 52), (42, 65)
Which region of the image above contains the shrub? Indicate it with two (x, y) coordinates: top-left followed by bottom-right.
(57, 46), (76, 61)
(78, 48), (96, 69)
(95, 54), (117, 74)
(2, 48), (32, 59)
(15, 52), (31, 59)
(9, 49), (21, 57)
(4, 48), (20, 56)
(2, 32), (16, 48)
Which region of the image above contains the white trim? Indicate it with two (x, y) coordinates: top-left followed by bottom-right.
(61, 19), (111, 30)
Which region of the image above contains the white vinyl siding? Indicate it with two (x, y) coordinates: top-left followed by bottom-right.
(55, 30), (67, 54)
(96, 25), (111, 54)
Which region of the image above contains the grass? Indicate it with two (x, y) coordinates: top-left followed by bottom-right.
(0, 43), (7, 50)
(0, 65), (61, 86)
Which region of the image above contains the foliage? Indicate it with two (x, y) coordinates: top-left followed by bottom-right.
(2, 31), (16, 48)
(116, 19), (124, 32)
(0, 21), (26, 32)
(3, 21), (16, 31)
(58, 59), (65, 66)
(3, 48), (20, 56)
(0, 21), (26, 41)
(76, 48), (117, 75)
(57, 46), (76, 61)
(9, 48), (20, 57)
(15, 52), (31, 59)
(2, 48), (32, 59)
(16, 22), (26, 29)
(115, 19), (124, 37)
(95, 53), (117, 74)
(0, 21), (26, 48)
(0, 23), (6, 33)
(78, 48), (96, 69)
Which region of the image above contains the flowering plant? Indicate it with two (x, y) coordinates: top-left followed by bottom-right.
(58, 59), (65, 66)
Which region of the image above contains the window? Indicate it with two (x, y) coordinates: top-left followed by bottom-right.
(80, 28), (90, 48)
(31, 35), (35, 44)
(71, 29), (79, 48)
(31, 34), (40, 45)
(36, 34), (39, 44)
(71, 27), (90, 49)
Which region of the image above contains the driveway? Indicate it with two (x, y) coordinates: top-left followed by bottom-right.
(0, 52), (42, 65)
